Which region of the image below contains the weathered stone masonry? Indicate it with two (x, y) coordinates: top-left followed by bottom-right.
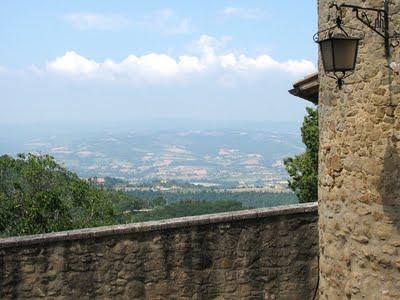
(318, 0), (400, 298)
(0, 204), (318, 299)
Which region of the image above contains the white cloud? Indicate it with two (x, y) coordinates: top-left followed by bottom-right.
(46, 51), (205, 82)
(45, 35), (316, 84)
(64, 13), (130, 30)
(141, 9), (193, 35)
(222, 7), (267, 20)
(47, 51), (99, 76)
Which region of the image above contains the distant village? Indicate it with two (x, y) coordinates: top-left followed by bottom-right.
(89, 176), (290, 193)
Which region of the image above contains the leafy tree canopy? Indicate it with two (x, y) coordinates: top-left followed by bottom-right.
(0, 154), (116, 236)
(284, 107), (318, 203)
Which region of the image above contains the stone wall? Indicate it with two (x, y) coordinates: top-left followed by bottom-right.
(0, 204), (318, 299)
(318, 0), (400, 298)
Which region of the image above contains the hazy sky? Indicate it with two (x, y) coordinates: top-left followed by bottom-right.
(0, 1), (317, 125)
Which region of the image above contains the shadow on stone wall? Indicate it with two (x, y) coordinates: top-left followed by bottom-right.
(378, 138), (400, 231)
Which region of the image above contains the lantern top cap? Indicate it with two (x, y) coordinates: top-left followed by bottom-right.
(317, 35), (362, 42)
(316, 31), (362, 43)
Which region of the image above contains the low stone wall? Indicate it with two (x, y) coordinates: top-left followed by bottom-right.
(0, 203), (318, 299)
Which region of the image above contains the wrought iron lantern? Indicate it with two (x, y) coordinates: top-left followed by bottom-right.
(317, 35), (361, 88)
(314, 1), (400, 88)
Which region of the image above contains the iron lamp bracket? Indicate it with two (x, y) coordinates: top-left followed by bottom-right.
(330, 1), (400, 57)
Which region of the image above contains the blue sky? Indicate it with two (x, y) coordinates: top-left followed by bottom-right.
(0, 1), (318, 125)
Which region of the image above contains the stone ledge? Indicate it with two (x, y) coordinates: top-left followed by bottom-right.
(0, 202), (318, 249)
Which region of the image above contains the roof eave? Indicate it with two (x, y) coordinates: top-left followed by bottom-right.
(289, 72), (319, 105)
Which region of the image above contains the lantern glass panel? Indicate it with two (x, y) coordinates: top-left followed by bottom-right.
(319, 39), (334, 72)
(332, 39), (359, 71)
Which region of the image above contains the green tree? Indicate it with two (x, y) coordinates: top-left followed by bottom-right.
(153, 196), (167, 207)
(0, 154), (116, 236)
(284, 107), (318, 203)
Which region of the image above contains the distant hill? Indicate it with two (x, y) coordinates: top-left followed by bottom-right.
(0, 122), (304, 186)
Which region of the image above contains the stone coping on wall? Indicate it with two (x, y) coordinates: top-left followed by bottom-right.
(0, 202), (318, 249)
